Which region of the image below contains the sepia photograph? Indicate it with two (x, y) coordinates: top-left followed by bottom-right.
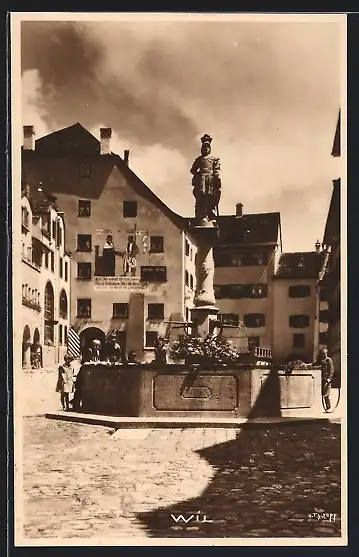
(11, 12), (346, 546)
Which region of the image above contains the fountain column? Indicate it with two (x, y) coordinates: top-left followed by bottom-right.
(190, 224), (219, 338)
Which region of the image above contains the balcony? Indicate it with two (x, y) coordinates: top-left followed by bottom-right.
(22, 297), (42, 312)
(21, 255), (41, 272)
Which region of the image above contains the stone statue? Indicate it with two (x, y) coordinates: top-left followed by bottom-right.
(190, 134), (221, 225)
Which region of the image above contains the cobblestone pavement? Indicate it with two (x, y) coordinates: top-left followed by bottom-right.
(21, 417), (341, 539)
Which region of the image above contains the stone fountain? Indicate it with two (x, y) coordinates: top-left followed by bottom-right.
(60, 135), (323, 421)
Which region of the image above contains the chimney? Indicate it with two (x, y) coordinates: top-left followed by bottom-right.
(315, 240), (321, 253)
(100, 127), (112, 155)
(124, 150), (130, 166)
(23, 125), (35, 150)
(236, 203), (243, 218)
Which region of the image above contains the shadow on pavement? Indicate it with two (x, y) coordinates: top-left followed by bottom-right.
(136, 369), (341, 538)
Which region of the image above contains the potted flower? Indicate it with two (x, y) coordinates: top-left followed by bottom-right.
(169, 334), (246, 367)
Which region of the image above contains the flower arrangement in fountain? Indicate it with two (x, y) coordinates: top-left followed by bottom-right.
(169, 333), (246, 366)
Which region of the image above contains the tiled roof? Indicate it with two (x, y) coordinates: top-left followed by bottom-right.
(275, 252), (323, 279)
(26, 182), (58, 214)
(186, 212), (281, 245)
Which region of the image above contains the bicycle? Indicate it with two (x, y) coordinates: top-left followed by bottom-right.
(322, 386), (341, 413)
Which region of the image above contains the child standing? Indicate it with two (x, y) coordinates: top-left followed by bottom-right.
(55, 354), (74, 410)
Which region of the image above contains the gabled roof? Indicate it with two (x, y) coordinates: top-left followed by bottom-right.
(30, 123), (101, 156)
(275, 251), (323, 279)
(186, 212), (281, 246)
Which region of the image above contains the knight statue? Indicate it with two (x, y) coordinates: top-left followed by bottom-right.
(190, 134), (221, 225)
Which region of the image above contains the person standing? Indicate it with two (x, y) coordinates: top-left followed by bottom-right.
(317, 347), (335, 411)
(55, 354), (74, 411)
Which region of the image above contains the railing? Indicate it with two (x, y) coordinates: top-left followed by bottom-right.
(22, 297), (42, 312)
(253, 347), (272, 360)
(21, 255), (41, 271)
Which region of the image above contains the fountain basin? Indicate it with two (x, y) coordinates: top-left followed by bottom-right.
(77, 363), (323, 419)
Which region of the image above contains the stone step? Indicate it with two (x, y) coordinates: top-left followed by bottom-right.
(45, 411), (340, 429)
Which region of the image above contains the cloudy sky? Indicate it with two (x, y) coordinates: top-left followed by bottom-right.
(20, 15), (343, 252)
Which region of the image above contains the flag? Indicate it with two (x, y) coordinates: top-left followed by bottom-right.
(67, 326), (81, 358)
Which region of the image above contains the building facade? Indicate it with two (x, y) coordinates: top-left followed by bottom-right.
(22, 124), (197, 362)
(211, 205), (282, 351)
(272, 250), (323, 364)
(21, 181), (71, 367)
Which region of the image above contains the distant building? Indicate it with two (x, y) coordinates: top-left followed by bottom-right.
(272, 249), (324, 364)
(210, 204), (282, 350)
(21, 180), (71, 367)
(22, 124), (197, 362)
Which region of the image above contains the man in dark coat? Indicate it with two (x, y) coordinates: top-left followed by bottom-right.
(317, 347), (335, 410)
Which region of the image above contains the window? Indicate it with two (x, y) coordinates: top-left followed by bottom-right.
(148, 303), (164, 320)
(44, 282), (54, 344)
(243, 314), (266, 328)
(77, 234), (92, 252)
(190, 274), (194, 289)
(64, 326), (68, 343)
(242, 253), (261, 266)
(59, 258), (63, 278)
(214, 251), (233, 267)
(52, 220), (57, 241)
(319, 309), (329, 323)
(289, 285), (311, 298)
(185, 307), (190, 321)
(149, 236), (164, 253)
(214, 284), (247, 299)
(79, 162), (91, 179)
(218, 314), (239, 326)
(141, 266), (167, 283)
(59, 325), (63, 345)
(145, 331), (158, 348)
(113, 303), (129, 319)
(64, 261), (68, 282)
(293, 333), (305, 348)
(319, 331), (328, 345)
(78, 200), (91, 217)
(319, 288), (329, 302)
(250, 284), (268, 298)
(77, 262), (92, 279)
(44, 251), (49, 269)
(185, 240), (190, 257)
(59, 290), (68, 319)
(190, 248), (193, 261)
(123, 201), (137, 218)
(21, 206), (29, 228)
(185, 270), (189, 286)
(289, 315), (310, 328)
(77, 298), (91, 318)
(50, 252), (54, 272)
(57, 223), (62, 247)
